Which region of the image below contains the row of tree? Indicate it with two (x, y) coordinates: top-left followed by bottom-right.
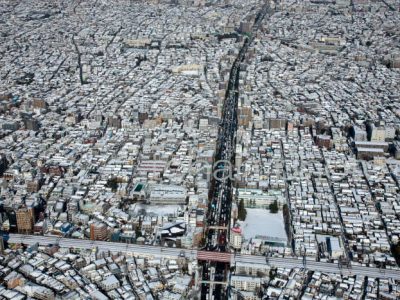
(237, 199), (280, 221)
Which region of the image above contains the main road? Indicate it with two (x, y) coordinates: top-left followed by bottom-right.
(9, 234), (400, 280)
(235, 254), (400, 280)
(200, 3), (273, 298)
(9, 233), (197, 260)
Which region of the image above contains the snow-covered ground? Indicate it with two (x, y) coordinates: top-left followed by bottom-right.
(239, 208), (287, 241)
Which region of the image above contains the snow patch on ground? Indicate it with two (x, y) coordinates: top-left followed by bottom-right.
(239, 208), (287, 241)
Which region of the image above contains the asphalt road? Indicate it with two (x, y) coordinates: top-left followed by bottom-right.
(9, 233), (197, 260)
(235, 254), (400, 280)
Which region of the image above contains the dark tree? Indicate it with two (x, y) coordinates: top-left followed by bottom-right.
(238, 199), (247, 221)
(106, 177), (118, 192)
(269, 200), (279, 213)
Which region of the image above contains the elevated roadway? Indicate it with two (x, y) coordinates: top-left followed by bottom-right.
(9, 234), (400, 280)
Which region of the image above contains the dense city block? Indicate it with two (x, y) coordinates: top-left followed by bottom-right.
(0, 0), (400, 299)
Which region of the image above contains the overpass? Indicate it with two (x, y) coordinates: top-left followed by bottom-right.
(9, 234), (400, 280)
(234, 254), (400, 280)
(197, 251), (231, 263)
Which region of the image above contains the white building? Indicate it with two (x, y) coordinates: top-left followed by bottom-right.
(100, 275), (120, 292)
(231, 275), (262, 292)
(230, 226), (243, 250)
(237, 188), (283, 208)
(148, 184), (187, 205)
(370, 125), (385, 142)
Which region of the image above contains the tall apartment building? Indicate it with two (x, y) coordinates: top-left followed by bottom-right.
(23, 118), (40, 131)
(0, 155), (8, 176)
(238, 106), (252, 128)
(370, 125), (386, 142)
(108, 115), (122, 128)
(353, 125), (367, 141)
(385, 126), (396, 141)
(230, 226), (243, 250)
(27, 178), (42, 193)
(32, 99), (48, 110)
(90, 222), (108, 241)
(0, 236), (4, 254)
(16, 207), (35, 234)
